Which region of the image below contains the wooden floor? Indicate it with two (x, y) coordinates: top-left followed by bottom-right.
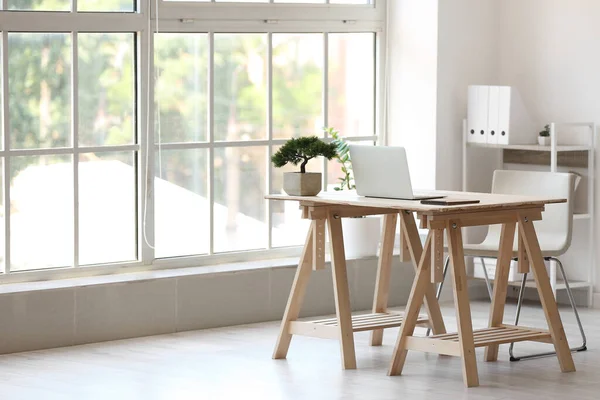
(0, 301), (598, 400)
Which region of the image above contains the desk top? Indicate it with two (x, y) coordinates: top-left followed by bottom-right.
(266, 190), (565, 215)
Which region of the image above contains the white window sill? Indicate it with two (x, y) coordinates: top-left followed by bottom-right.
(0, 251), (397, 296)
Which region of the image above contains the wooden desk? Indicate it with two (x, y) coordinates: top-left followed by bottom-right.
(268, 191), (575, 388)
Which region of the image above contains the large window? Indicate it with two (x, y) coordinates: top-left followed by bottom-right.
(0, 0), (385, 281)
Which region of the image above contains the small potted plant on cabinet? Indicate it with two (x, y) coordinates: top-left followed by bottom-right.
(272, 136), (337, 196)
(329, 127), (381, 259)
(538, 124), (551, 146)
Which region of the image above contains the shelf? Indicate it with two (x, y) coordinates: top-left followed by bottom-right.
(310, 312), (429, 332)
(289, 312), (430, 339)
(573, 213), (591, 220)
(467, 142), (591, 152)
(507, 279), (592, 290)
(404, 325), (552, 356)
(430, 325), (552, 347)
(469, 276), (591, 291)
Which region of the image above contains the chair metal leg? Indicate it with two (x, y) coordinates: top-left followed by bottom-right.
(509, 257), (587, 362)
(426, 255), (450, 336)
(479, 257), (494, 301)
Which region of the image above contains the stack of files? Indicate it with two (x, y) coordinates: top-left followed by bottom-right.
(467, 85), (535, 145)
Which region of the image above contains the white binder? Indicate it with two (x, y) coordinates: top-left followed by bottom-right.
(467, 85), (488, 144)
(497, 86), (512, 145)
(486, 86), (500, 144)
(496, 86), (535, 145)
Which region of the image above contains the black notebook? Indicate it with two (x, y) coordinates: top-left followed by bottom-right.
(420, 198), (481, 206)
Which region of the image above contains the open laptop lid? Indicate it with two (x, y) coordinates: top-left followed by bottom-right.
(349, 145), (415, 199)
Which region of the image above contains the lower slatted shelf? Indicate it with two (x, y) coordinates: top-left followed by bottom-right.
(311, 312), (430, 332)
(431, 325), (552, 347)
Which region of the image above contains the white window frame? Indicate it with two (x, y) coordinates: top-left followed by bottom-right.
(0, 0), (387, 283)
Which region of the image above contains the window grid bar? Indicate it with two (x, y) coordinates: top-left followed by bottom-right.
(0, 14), (147, 33)
(72, 32), (80, 268)
(0, 144), (140, 157)
(151, 136), (377, 150)
(322, 32), (329, 189)
(266, 32), (273, 250)
(208, 32), (215, 255)
(160, 137), (378, 151)
(73, 0), (77, 12)
(374, 31), (383, 145)
(2, 31), (10, 274)
(139, 28), (153, 264)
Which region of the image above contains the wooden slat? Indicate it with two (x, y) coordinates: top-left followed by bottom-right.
(371, 213), (398, 346)
(312, 219), (326, 271)
(518, 229), (529, 274)
(518, 213), (576, 373)
(404, 336), (462, 357)
(432, 326), (501, 341)
(308, 206), (397, 220)
(289, 321), (338, 339)
(446, 220), (479, 388)
(484, 222), (517, 362)
(500, 324), (550, 334)
(301, 205), (309, 219)
(272, 224), (315, 359)
(353, 315), (404, 327)
(473, 331), (551, 347)
(327, 211), (357, 370)
(310, 313), (388, 325)
(431, 229), (444, 283)
(399, 227), (411, 262)
(426, 208), (542, 229)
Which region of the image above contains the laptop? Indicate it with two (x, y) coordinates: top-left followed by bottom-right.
(348, 145), (445, 201)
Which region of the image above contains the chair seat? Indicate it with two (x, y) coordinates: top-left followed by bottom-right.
(455, 232), (567, 258)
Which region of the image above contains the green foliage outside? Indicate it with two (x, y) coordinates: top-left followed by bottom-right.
(8, 1), (323, 223)
(327, 127), (355, 191)
(271, 136), (336, 173)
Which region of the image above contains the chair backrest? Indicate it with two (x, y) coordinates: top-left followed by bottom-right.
(488, 170), (575, 254)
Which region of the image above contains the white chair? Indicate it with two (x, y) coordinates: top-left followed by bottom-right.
(430, 170), (587, 361)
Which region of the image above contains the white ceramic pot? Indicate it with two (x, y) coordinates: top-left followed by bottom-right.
(538, 136), (551, 146)
(341, 216), (382, 259)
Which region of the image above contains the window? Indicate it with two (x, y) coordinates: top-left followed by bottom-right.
(0, 0), (384, 281)
(0, 3), (143, 276)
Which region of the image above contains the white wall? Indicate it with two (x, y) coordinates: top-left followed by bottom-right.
(496, 0), (600, 296)
(387, 0), (501, 192)
(387, 0), (438, 190)
(388, 0), (600, 300)
(435, 0), (500, 192)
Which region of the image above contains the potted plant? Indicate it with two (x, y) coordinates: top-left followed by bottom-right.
(329, 127), (381, 259)
(538, 124), (551, 145)
(271, 136), (337, 196)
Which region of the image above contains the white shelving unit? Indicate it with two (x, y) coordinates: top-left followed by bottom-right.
(462, 121), (595, 305)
